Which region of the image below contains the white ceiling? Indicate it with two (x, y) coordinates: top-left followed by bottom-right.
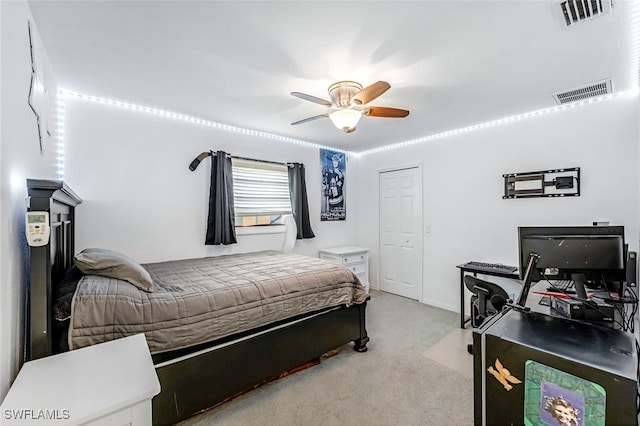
(29, 0), (635, 152)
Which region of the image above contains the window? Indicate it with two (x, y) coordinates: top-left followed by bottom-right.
(232, 158), (292, 227)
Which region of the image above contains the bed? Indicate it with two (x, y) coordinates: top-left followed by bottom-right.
(25, 179), (370, 425)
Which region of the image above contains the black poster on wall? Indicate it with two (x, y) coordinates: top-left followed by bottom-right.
(320, 149), (346, 221)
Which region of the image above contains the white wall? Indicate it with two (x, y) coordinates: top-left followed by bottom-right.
(354, 97), (639, 312)
(63, 99), (357, 263)
(637, 101), (640, 343)
(61, 92), (640, 314)
(0, 1), (59, 399)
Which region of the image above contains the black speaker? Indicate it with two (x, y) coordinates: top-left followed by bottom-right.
(626, 251), (637, 287)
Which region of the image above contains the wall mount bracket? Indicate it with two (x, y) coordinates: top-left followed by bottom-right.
(503, 167), (580, 199)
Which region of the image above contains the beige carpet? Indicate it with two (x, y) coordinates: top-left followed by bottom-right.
(422, 327), (474, 379)
(178, 290), (474, 426)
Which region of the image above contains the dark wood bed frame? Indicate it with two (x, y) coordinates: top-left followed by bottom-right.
(26, 179), (370, 425)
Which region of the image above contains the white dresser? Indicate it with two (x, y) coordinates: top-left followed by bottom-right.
(319, 246), (370, 293)
(0, 334), (160, 425)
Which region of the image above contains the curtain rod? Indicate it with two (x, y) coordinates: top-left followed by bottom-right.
(189, 151), (291, 171)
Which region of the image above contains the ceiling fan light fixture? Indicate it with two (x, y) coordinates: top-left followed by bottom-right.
(291, 80), (408, 132)
(329, 109), (362, 132)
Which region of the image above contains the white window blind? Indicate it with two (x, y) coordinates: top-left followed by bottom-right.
(232, 158), (292, 217)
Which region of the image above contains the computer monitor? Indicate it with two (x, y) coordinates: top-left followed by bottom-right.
(518, 226), (626, 297)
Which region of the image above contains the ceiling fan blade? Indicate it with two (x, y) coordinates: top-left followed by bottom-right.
(365, 106), (410, 118)
(291, 114), (329, 125)
(290, 92), (333, 107)
(352, 81), (391, 105)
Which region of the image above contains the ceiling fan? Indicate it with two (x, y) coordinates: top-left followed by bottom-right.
(290, 81), (410, 133)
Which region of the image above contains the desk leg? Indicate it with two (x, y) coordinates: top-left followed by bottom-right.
(460, 269), (465, 328)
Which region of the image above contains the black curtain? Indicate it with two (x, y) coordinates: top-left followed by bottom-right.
(287, 163), (315, 239)
(205, 150), (237, 245)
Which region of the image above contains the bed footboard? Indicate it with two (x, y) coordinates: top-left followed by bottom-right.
(153, 299), (369, 425)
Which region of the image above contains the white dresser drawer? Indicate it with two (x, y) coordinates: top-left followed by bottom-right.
(341, 253), (367, 264)
(347, 263), (366, 274)
(318, 247), (369, 292)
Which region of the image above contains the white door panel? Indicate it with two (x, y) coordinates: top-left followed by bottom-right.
(379, 167), (422, 300)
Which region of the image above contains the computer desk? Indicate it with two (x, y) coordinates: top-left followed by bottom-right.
(471, 304), (638, 426)
(457, 263), (520, 328)
(525, 283), (637, 330)
(457, 264), (633, 329)
(459, 274), (607, 324)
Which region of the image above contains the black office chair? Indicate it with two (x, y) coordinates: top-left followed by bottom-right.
(465, 275), (510, 355)
(464, 275), (510, 328)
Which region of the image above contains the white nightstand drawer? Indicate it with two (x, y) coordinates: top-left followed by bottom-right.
(342, 254), (367, 264)
(347, 263), (366, 274)
(319, 247), (369, 292)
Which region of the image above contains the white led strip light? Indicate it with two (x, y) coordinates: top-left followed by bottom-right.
(59, 90), (345, 154)
(55, 92), (65, 179)
(357, 89), (639, 156)
(59, 84), (638, 169)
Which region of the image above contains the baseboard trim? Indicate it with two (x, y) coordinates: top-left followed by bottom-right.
(421, 297), (458, 314)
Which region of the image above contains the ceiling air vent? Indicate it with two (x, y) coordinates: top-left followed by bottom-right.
(552, 79), (613, 105)
(558, 0), (612, 26)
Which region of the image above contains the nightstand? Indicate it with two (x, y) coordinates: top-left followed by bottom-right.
(319, 246), (370, 293)
(0, 334), (160, 425)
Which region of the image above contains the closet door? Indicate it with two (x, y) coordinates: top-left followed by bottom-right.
(379, 166), (422, 300)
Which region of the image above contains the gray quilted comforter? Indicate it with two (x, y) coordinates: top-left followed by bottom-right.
(69, 250), (367, 354)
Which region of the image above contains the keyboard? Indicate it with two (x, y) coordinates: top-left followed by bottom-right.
(463, 261), (518, 275)
(546, 280), (575, 293)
